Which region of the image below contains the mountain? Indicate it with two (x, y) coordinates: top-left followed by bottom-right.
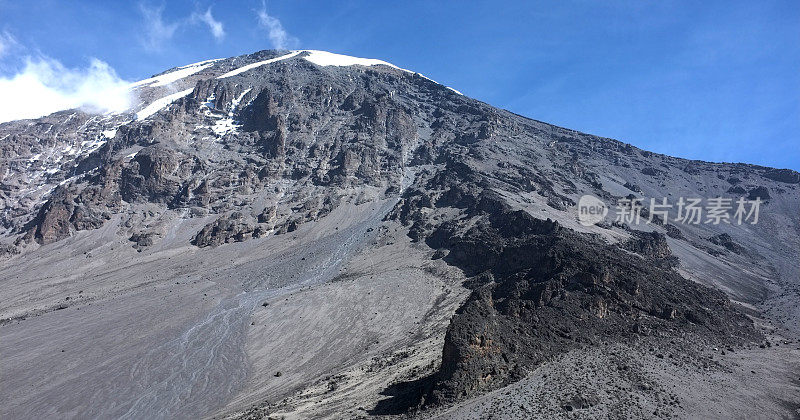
(1, 50), (798, 419)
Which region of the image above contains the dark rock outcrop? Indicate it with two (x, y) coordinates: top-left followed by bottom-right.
(192, 213), (259, 247)
(747, 186), (771, 201)
(26, 186), (114, 245)
(727, 185), (747, 194)
(623, 182), (642, 193)
(129, 231), (158, 251)
(623, 230), (678, 268)
(763, 168), (800, 184)
(708, 233), (745, 254)
(641, 167), (662, 176)
(385, 168), (760, 408)
(425, 211), (757, 406)
(664, 223), (684, 239)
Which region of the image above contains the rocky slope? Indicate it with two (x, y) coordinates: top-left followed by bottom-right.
(0, 49), (798, 419)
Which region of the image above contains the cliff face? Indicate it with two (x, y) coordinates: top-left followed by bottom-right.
(4, 50), (430, 247)
(1, 49), (798, 416)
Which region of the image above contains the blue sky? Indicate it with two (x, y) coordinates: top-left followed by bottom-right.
(0, 0), (798, 169)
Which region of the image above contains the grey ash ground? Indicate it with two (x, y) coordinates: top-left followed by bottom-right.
(0, 50), (798, 419)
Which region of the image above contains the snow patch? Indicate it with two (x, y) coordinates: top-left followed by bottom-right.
(300, 50), (463, 95)
(211, 118), (239, 136)
(217, 51), (302, 79)
(136, 89), (193, 120)
(229, 88), (252, 116)
(131, 60), (218, 88)
(79, 136), (107, 154)
(179, 58), (222, 68)
(102, 129), (117, 138)
(301, 50), (402, 69)
(202, 93), (217, 111)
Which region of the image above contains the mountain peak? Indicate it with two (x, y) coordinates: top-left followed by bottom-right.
(1, 43), (798, 420)
(134, 49), (461, 101)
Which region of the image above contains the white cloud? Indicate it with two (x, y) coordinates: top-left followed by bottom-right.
(256, 1), (298, 49)
(139, 3), (179, 51)
(193, 8), (225, 42)
(0, 57), (134, 123)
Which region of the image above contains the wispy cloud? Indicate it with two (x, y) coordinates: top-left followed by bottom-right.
(0, 31), (19, 59)
(138, 3), (180, 52)
(192, 7), (225, 42)
(0, 56), (133, 123)
(256, 1), (298, 49)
